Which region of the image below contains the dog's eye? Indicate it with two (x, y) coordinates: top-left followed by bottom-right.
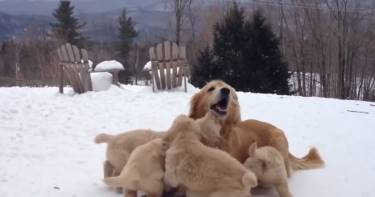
(207, 87), (215, 92)
(261, 162), (267, 170)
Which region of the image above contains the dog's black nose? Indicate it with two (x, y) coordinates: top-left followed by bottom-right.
(221, 88), (230, 96)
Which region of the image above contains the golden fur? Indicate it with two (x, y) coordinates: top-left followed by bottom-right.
(244, 143), (291, 197)
(164, 114), (257, 197)
(95, 111), (225, 196)
(103, 138), (168, 197)
(189, 80), (325, 176)
(94, 129), (164, 178)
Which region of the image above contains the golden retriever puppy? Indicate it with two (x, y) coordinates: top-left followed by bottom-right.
(244, 143), (291, 197)
(103, 138), (168, 197)
(189, 80), (325, 177)
(94, 129), (164, 178)
(164, 114), (258, 197)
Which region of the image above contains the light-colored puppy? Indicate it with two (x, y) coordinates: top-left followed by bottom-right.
(95, 129), (164, 178)
(164, 114), (258, 197)
(244, 143), (291, 197)
(103, 138), (168, 197)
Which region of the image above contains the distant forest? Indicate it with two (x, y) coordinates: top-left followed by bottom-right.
(0, 0), (375, 101)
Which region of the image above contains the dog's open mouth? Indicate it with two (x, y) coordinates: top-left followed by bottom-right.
(210, 97), (229, 116)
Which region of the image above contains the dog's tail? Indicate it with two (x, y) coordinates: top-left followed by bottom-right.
(289, 147), (325, 170)
(103, 176), (123, 188)
(95, 133), (115, 144)
(242, 171), (257, 188)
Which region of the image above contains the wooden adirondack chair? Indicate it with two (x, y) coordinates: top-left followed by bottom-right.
(57, 43), (92, 94)
(57, 43), (124, 94)
(149, 41), (189, 92)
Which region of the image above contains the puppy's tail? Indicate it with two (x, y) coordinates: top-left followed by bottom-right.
(95, 133), (115, 144)
(103, 176), (123, 188)
(289, 147), (325, 170)
(242, 171), (257, 188)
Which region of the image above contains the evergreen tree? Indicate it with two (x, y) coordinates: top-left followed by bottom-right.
(50, 0), (85, 47)
(245, 11), (290, 94)
(212, 2), (246, 89)
(117, 9), (137, 83)
(191, 4), (290, 94)
(117, 9), (137, 62)
(192, 2), (246, 88)
(191, 47), (216, 87)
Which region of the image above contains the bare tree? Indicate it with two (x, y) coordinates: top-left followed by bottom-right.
(166, 0), (193, 44)
(248, 0), (375, 100)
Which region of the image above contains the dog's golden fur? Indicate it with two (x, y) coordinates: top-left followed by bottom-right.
(94, 129), (164, 178)
(164, 114), (257, 197)
(244, 143), (291, 197)
(189, 80), (325, 176)
(103, 138), (168, 197)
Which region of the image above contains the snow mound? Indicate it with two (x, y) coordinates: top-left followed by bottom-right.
(143, 61), (152, 71)
(91, 72), (112, 91)
(94, 60), (124, 72)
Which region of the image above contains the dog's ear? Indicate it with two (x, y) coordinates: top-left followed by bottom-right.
(231, 89), (239, 101)
(189, 92), (202, 119)
(248, 142), (257, 156)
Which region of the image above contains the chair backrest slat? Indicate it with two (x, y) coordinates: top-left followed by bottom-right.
(72, 45), (81, 62)
(81, 49), (89, 62)
(164, 41), (172, 89)
(179, 45), (186, 60)
(65, 43), (76, 62)
(57, 48), (63, 61)
(149, 47), (156, 60)
(59, 45), (70, 62)
(156, 43), (166, 89)
(172, 42), (179, 60)
(149, 47), (161, 90)
(149, 41), (188, 92)
(156, 43), (163, 61)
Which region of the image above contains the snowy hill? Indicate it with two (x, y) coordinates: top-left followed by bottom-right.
(0, 85), (374, 197)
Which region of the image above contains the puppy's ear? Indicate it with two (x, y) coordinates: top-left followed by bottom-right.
(161, 140), (169, 151)
(189, 92), (202, 119)
(163, 133), (172, 144)
(248, 142), (257, 156)
(242, 171), (258, 188)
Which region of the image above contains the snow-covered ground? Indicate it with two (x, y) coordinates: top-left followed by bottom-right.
(0, 84), (374, 197)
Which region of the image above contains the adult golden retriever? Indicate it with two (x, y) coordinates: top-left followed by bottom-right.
(189, 80), (324, 176)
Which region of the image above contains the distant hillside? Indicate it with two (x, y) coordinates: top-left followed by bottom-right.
(0, 12), (51, 40)
(0, 8), (172, 42)
(0, 0), (164, 15)
(81, 8), (172, 42)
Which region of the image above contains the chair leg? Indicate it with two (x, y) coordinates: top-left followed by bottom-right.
(59, 64), (64, 94)
(184, 75), (187, 92)
(152, 75), (155, 92)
